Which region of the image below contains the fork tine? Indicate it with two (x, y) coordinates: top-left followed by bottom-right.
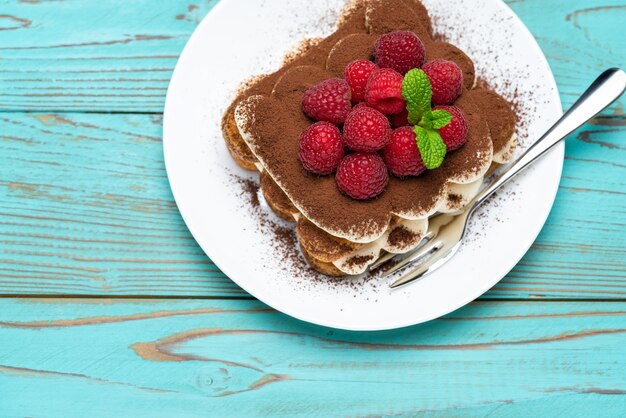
(382, 239), (443, 278)
(368, 251), (396, 270)
(390, 247), (451, 288)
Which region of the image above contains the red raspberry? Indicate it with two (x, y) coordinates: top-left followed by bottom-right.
(343, 106), (391, 152)
(298, 122), (345, 175)
(365, 68), (406, 115)
(381, 127), (426, 177)
(389, 108), (409, 128)
(336, 153), (388, 200)
(374, 31), (425, 75)
(302, 78), (352, 125)
(434, 106), (468, 151)
(422, 59), (464, 105)
(344, 60), (379, 103)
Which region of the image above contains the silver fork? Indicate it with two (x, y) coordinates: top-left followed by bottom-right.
(384, 68), (626, 289)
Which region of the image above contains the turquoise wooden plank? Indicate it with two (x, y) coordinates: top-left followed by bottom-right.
(1, 112), (624, 297)
(0, 0), (623, 113)
(0, 0), (217, 112)
(1, 298), (625, 417)
(0, 112), (242, 296)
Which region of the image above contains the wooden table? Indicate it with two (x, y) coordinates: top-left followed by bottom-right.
(1, 1), (625, 416)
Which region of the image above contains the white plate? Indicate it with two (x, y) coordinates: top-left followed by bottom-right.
(163, 0), (563, 331)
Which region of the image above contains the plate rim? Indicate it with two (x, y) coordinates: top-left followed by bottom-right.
(163, 0), (564, 331)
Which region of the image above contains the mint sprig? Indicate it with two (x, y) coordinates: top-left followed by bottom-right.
(414, 126), (447, 170)
(401, 68), (453, 169)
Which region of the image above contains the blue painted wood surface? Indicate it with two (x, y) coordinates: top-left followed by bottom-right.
(0, 0), (624, 114)
(0, 113), (623, 298)
(1, 299), (626, 417)
(0, 0), (625, 416)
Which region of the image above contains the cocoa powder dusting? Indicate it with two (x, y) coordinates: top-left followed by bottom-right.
(239, 70), (492, 240)
(231, 173), (316, 280)
(344, 255), (375, 269)
(463, 85), (517, 154)
(243, 179), (260, 208)
(447, 193), (463, 209)
(388, 226), (420, 248)
(231, 174), (261, 208)
(326, 33), (377, 76)
(431, 8), (538, 151)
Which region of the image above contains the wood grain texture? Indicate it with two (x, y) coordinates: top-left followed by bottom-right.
(1, 298), (625, 417)
(0, 0), (623, 114)
(1, 2), (624, 416)
(1, 112), (624, 297)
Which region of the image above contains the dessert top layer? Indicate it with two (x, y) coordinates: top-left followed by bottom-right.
(232, 0), (515, 242)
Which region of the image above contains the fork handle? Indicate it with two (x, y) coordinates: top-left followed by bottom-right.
(471, 68), (626, 213)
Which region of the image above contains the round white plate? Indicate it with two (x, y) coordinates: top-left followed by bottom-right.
(163, 0), (563, 331)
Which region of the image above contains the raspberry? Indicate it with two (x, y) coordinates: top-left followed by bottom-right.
(298, 122), (345, 175)
(365, 68), (406, 115)
(344, 60), (379, 103)
(374, 31), (425, 75)
(434, 106), (468, 151)
(302, 78), (352, 125)
(343, 106), (391, 152)
(336, 153), (388, 200)
(422, 59), (464, 105)
(389, 108), (409, 128)
(381, 127), (426, 177)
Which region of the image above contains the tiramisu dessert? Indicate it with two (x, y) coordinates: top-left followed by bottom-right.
(222, 0), (517, 276)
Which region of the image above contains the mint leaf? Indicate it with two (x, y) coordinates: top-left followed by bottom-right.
(430, 109), (453, 129)
(406, 103), (422, 125)
(402, 69), (432, 124)
(414, 126), (447, 169)
(414, 125), (428, 144)
(419, 109), (451, 130)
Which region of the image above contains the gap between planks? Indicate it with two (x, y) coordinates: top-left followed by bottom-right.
(0, 294), (625, 302)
